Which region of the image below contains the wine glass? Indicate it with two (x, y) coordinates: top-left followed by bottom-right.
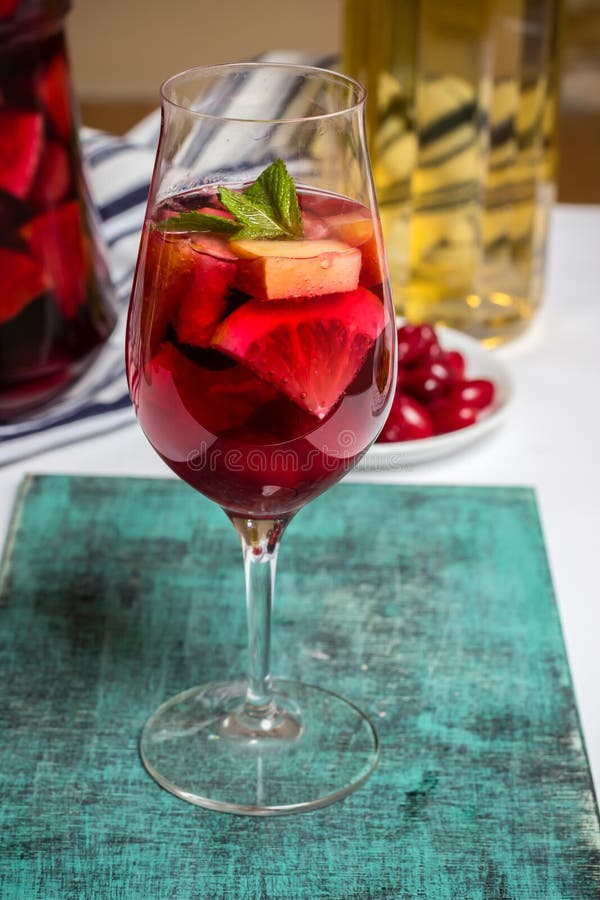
(126, 62), (397, 815)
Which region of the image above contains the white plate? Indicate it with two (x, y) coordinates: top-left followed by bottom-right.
(361, 326), (513, 468)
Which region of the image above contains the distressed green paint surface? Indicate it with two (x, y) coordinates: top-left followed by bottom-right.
(0, 475), (599, 899)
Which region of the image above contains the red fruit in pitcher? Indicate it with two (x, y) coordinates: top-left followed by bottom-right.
(0, 109), (44, 199)
(211, 287), (387, 418)
(0, 192), (24, 233)
(378, 393), (434, 442)
(0, 0), (19, 19)
(20, 200), (86, 317)
(37, 51), (72, 140)
(29, 140), (71, 208)
(0, 246), (50, 324)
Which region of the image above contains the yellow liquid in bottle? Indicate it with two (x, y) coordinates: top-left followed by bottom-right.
(344, 0), (563, 345)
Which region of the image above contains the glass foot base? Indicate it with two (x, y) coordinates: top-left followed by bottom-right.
(140, 678), (380, 815)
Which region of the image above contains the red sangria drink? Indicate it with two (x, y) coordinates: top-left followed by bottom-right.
(0, 1), (116, 420)
(128, 178), (394, 518)
(125, 64), (397, 816)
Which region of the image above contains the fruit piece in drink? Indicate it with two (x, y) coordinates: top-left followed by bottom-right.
(230, 238), (361, 301)
(211, 286), (387, 418)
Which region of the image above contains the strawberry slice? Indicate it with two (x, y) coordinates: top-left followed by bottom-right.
(211, 287), (387, 418)
(0, 246), (49, 324)
(174, 250), (237, 347)
(0, 109), (44, 199)
(20, 200), (86, 318)
(37, 50), (72, 141)
(29, 140), (71, 209)
(143, 343), (278, 435)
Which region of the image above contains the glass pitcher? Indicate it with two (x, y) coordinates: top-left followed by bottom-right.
(0, 0), (117, 419)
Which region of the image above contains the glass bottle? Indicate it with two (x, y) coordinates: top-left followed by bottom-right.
(344, 0), (565, 346)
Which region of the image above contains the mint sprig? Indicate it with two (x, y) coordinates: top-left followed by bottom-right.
(240, 157), (303, 238)
(218, 186), (289, 240)
(156, 158), (304, 241)
(156, 210), (239, 234)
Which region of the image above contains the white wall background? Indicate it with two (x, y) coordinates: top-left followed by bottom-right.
(67, 0), (342, 101)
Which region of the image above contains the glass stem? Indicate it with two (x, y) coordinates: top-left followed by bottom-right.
(232, 518), (287, 720)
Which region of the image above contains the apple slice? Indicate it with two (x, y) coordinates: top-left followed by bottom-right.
(325, 213), (388, 287)
(230, 238), (361, 301)
(326, 212), (374, 247)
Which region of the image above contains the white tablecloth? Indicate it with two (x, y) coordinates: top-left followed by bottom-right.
(1, 203), (598, 792)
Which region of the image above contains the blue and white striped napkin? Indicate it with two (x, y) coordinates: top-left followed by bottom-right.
(0, 51), (336, 466)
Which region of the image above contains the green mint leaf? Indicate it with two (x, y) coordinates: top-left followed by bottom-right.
(218, 185), (291, 240)
(244, 158), (303, 238)
(155, 159), (303, 241)
(156, 211), (239, 234)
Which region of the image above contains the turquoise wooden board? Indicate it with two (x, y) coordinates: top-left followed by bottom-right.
(0, 474), (598, 898)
